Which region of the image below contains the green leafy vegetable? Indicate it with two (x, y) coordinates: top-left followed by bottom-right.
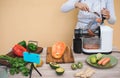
(0, 55), (30, 76)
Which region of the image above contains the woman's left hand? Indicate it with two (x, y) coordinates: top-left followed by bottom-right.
(101, 8), (110, 20)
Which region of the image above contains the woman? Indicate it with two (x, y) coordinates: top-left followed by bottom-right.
(61, 0), (116, 36)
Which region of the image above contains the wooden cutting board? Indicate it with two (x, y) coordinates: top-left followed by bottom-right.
(46, 46), (74, 64)
(6, 47), (43, 58)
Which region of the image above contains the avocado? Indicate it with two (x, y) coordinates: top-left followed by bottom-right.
(56, 67), (65, 75)
(49, 62), (60, 69)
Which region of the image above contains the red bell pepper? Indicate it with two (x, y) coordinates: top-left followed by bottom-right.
(12, 44), (27, 57)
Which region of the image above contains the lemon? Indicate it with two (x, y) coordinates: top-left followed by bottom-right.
(36, 59), (44, 67)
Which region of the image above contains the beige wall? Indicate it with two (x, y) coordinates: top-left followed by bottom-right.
(0, 0), (120, 54)
(112, 0), (120, 50)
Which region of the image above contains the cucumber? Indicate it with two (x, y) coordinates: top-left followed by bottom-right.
(56, 67), (65, 75)
(49, 62), (60, 69)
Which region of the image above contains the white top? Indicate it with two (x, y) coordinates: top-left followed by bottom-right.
(61, 0), (116, 29)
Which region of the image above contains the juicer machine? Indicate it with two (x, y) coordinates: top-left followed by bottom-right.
(73, 25), (113, 54)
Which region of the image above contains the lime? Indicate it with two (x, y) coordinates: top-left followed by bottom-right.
(90, 56), (97, 64)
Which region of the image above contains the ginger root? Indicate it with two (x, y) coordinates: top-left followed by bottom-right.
(74, 68), (95, 78)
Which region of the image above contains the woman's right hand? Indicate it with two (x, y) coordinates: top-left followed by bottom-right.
(75, 2), (89, 11)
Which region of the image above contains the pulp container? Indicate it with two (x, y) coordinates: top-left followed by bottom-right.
(0, 66), (8, 78)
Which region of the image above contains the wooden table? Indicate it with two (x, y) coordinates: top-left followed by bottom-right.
(8, 48), (120, 78)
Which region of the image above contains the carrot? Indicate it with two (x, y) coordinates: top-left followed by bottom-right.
(102, 58), (110, 65)
(98, 57), (107, 65)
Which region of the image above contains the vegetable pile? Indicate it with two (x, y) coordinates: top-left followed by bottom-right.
(90, 53), (111, 66)
(0, 55), (29, 76)
(12, 40), (38, 57)
(0, 40), (41, 77)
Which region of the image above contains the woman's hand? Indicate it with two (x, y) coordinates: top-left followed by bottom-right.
(101, 8), (110, 20)
(75, 2), (89, 11)
(87, 29), (95, 37)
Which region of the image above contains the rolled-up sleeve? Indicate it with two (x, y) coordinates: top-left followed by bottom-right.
(107, 0), (116, 24)
(61, 0), (79, 12)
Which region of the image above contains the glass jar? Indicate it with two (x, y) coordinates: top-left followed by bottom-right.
(83, 36), (100, 49)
